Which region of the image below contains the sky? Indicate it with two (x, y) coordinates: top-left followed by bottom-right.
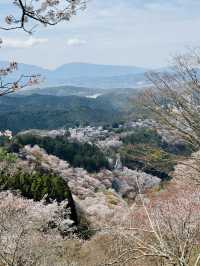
(0, 0), (200, 69)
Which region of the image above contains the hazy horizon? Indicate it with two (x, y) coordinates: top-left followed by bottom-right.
(1, 0), (199, 69)
(0, 60), (153, 71)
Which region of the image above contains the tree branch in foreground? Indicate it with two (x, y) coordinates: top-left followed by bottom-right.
(1, 0), (87, 34)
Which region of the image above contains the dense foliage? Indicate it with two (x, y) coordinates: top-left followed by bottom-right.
(121, 128), (193, 155)
(0, 147), (69, 202)
(0, 95), (122, 133)
(122, 128), (162, 146)
(120, 128), (181, 179)
(0, 147), (16, 162)
(120, 144), (175, 180)
(0, 168), (69, 202)
(14, 134), (109, 172)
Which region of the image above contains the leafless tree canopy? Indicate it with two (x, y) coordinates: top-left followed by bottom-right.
(142, 50), (200, 150)
(103, 181), (200, 266)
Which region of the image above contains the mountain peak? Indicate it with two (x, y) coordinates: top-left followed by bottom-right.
(0, 61), (148, 89)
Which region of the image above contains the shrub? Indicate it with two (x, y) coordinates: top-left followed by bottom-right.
(0, 165), (69, 202)
(121, 128), (162, 147)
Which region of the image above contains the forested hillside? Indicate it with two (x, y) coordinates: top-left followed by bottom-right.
(0, 1), (200, 266)
(0, 95), (122, 132)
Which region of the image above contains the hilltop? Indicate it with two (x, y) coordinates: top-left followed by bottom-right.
(0, 61), (148, 89)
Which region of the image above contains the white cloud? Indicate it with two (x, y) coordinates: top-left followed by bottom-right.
(66, 38), (86, 47)
(0, 0), (200, 68)
(1, 37), (48, 48)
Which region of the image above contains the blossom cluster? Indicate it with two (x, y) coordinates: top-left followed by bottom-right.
(4, 0), (87, 33)
(0, 130), (12, 139)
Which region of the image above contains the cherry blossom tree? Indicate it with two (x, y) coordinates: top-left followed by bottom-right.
(0, 61), (41, 96)
(104, 182), (200, 266)
(0, 191), (74, 266)
(1, 0), (87, 34)
(0, 0), (87, 96)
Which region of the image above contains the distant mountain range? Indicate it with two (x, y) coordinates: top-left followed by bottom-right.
(0, 61), (149, 89)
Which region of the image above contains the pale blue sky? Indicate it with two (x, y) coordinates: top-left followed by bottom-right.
(0, 0), (200, 69)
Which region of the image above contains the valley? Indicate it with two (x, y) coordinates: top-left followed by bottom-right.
(1, 1), (200, 265)
(0, 59), (199, 266)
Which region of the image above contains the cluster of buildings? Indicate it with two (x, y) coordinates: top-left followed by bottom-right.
(68, 126), (110, 143)
(124, 119), (156, 129)
(13, 119), (158, 149)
